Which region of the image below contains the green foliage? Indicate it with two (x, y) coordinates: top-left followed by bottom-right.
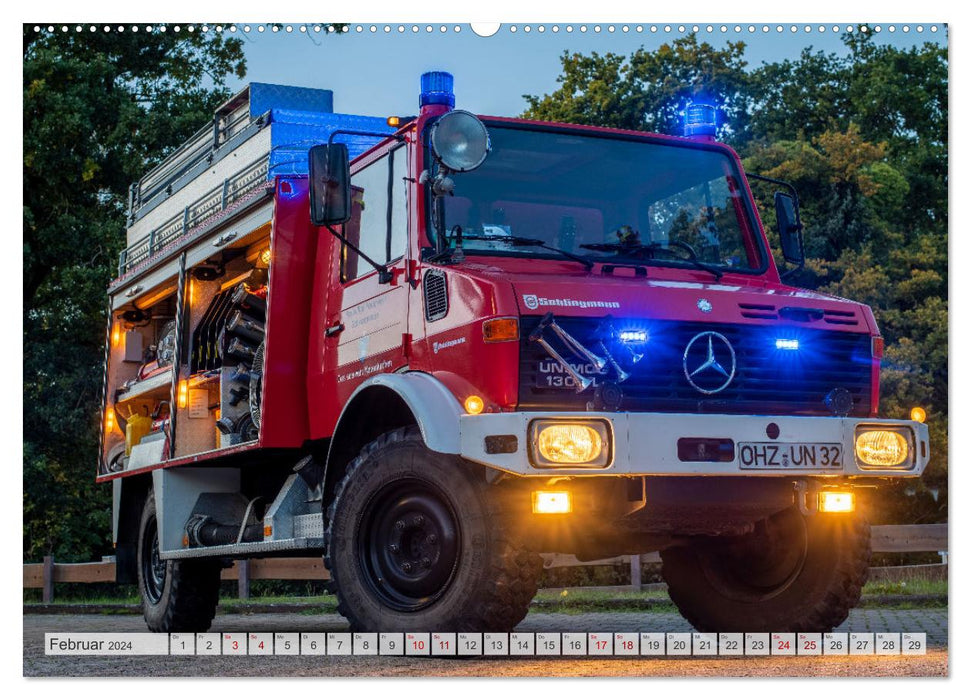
(523, 35), (752, 140)
(526, 32), (948, 523)
(23, 27), (246, 562)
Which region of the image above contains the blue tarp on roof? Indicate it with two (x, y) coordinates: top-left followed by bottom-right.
(266, 108), (394, 179)
(247, 82), (335, 118)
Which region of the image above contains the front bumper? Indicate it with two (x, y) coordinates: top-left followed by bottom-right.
(459, 411), (930, 478)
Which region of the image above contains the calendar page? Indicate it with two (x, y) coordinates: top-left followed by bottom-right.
(20, 1), (949, 687)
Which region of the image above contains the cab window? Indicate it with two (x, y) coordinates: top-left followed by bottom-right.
(342, 147), (407, 281)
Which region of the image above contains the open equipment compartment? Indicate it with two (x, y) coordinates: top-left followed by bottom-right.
(179, 226), (272, 458)
(102, 279), (180, 474)
(100, 218), (273, 475)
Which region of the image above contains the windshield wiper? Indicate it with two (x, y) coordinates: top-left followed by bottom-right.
(451, 234), (595, 271)
(580, 241), (724, 280)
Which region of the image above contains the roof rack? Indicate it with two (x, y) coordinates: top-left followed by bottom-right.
(118, 82), (394, 279)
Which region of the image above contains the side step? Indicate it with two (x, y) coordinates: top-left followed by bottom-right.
(163, 536), (323, 560)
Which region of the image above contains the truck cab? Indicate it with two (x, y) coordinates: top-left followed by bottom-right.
(101, 72), (929, 635)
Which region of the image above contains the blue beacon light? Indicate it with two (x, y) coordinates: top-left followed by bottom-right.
(684, 102), (717, 138)
(620, 330), (649, 344)
(420, 71), (456, 109)
(775, 338), (800, 351)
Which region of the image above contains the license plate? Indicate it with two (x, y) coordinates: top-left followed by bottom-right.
(738, 442), (843, 470)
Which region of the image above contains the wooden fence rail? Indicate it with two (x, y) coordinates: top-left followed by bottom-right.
(24, 524), (947, 603)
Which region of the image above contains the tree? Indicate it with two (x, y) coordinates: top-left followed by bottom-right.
(23, 26), (246, 562)
(523, 34), (752, 142)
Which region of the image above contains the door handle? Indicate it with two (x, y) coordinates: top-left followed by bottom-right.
(325, 323), (345, 338)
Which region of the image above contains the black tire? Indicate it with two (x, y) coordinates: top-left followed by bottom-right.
(661, 507), (870, 633)
(137, 491), (222, 632)
(324, 426), (542, 632)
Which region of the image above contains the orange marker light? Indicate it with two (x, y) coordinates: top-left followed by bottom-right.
(387, 116), (401, 127)
(464, 395), (484, 415)
(483, 317), (519, 343)
(910, 406), (927, 423)
(178, 380), (189, 409)
(105, 408), (115, 433)
(111, 324), (121, 347)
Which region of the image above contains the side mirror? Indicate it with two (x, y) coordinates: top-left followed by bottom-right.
(774, 191), (804, 265)
(309, 143), (350, 226)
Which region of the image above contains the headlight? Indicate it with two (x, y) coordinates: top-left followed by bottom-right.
(529, 419), (611, 468)
(855, 428), (913, 468)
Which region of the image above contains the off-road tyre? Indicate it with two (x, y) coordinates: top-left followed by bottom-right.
(661, 507), (870, 633)
(324, 426), (542, 632)
(137, 491), (222, 632)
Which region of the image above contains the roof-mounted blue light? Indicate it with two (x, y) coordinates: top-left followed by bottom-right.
(684, 102), (717, 138)
(420, 71), (455, 109)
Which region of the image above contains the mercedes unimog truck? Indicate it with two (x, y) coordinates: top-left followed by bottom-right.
(98, 72), (930, 635)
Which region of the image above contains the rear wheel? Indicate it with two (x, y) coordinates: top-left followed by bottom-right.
(137, 491), (222, 632)
(661, 507), (870, 632)
(325, 426), (542, 632)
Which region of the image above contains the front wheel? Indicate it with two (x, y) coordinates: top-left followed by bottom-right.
(325, 426), (542, 632)
(137, 491), (222, 632)
(661, 507), (870, 632)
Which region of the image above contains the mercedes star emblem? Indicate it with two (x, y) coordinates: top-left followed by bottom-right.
(683, 331), (737, 394)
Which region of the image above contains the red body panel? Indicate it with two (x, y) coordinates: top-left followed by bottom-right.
(102, 114), (884, 477)
(259, 178), (319, 447)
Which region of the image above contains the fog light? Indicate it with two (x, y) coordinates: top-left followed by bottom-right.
(536, 424), (604, 464)
(532, 491), (572, 514)
(855, 429), (911, 468)
(819, 491), (855, 513)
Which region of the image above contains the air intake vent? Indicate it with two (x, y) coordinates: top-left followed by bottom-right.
(424, 269), (448, 321)
(739, 302), (777, 320)
(823, 309), (859, 326)
(779, 306), (825, 323)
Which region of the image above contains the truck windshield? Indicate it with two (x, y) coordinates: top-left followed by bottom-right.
(436, 124), (766, 274)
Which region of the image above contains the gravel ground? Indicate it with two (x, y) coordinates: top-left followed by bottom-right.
(24, 608), (948, 677)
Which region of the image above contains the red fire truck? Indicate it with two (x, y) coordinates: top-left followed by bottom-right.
(99, 72), (929, 634)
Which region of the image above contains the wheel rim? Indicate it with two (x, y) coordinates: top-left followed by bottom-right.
(696, 508), (809, 603)
(141, 515), (166, 604)
(357, 478), (461, 612)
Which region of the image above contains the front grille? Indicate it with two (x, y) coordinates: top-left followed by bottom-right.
(518, 316), (873, 416)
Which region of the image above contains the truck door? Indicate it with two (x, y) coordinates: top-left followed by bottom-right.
(325, 143), (410, 408)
